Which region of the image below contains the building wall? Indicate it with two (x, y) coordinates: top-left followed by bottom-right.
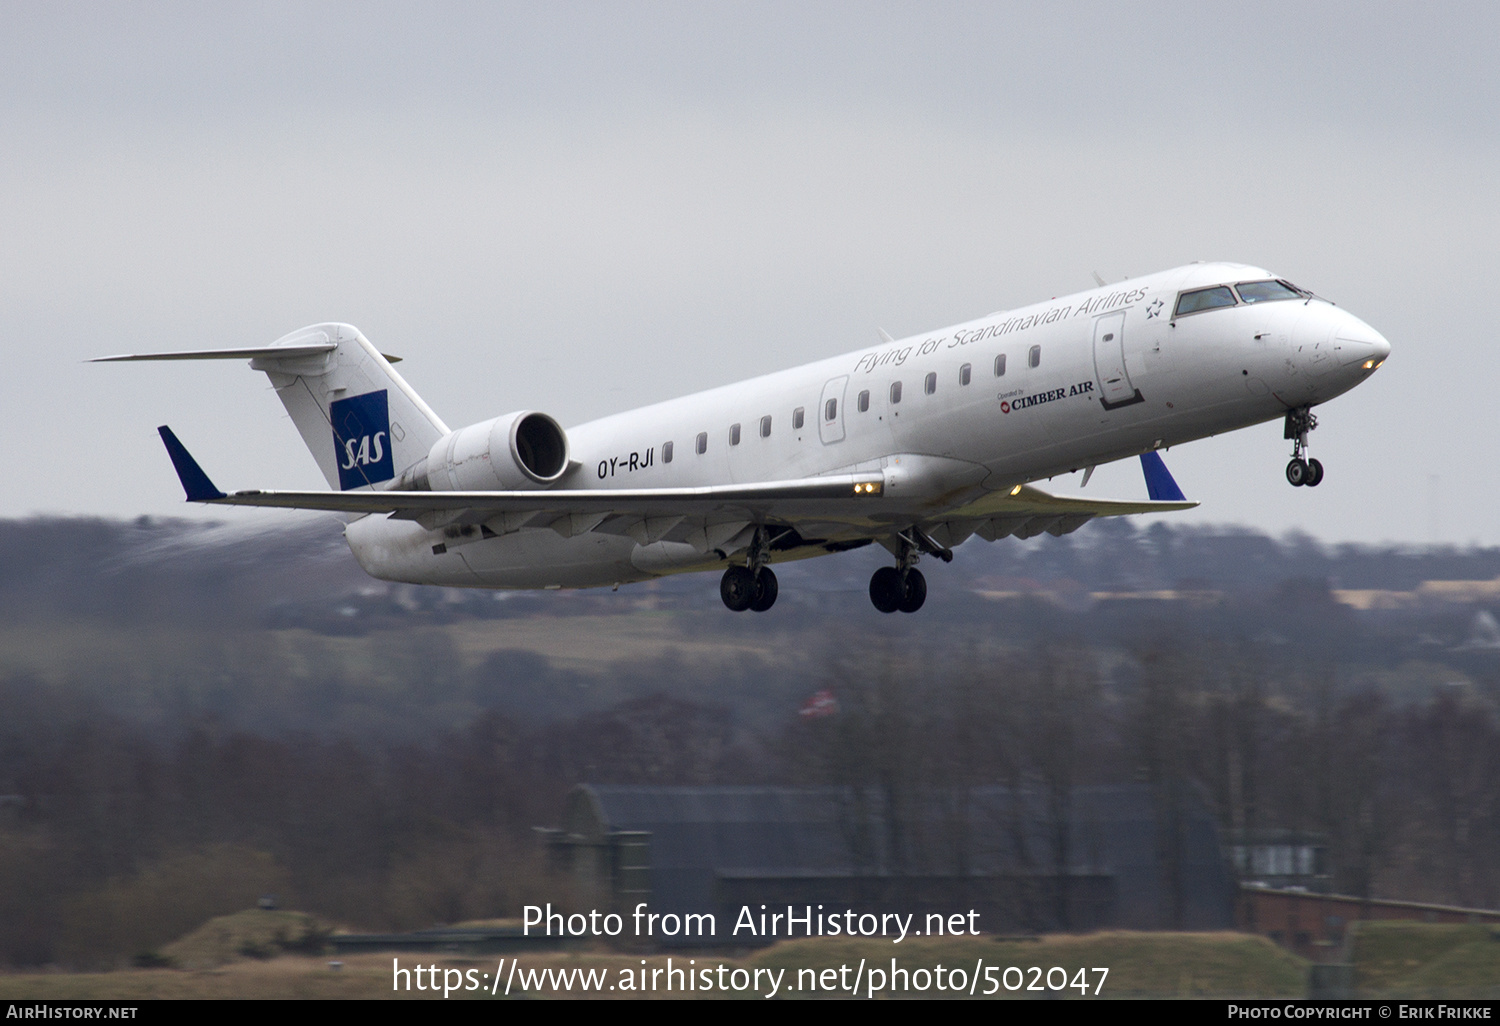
(1237, 886), (1500, 961)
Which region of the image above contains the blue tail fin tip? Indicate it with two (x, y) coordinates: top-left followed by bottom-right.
(1140, 451), (1186, 502)
(157, 426), (226, 502)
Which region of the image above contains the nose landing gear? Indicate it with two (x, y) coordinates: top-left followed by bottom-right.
(719, 526), (779, 612)
(1284, 406), (1324, 487)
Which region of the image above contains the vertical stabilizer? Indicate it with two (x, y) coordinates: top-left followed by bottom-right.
(250, 323), (449, 491)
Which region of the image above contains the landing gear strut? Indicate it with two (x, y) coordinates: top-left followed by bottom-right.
(719, 526), (779, 612)
(868, 528), (945, 613)
(1284, 406), (1324, 487)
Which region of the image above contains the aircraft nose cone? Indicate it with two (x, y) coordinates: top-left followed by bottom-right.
(1333, 310), (1391, 369)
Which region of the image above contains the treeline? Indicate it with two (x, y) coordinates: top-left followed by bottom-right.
(0, 664), (759, 967)
(2, 515), (1500, 967)
(3, 630), (1499, 966)
(783, 641), (1500, 916)
(7, 515), (1500, 629)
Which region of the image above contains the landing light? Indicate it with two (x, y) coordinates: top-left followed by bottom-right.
(1362, 358), (1385, 370)
(1009, 485), (1023, 496)
(853, 481), (882, 495)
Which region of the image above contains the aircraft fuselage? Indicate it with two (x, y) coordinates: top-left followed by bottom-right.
(342, 261), (1389, 589)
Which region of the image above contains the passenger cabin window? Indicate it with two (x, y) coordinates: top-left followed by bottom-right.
(730, 423), (741, 445)
(889, 381), (903, 404)
(663, 440), (673, 464)
(1174, 285), (1237, 317)
(760, 415), (772, 438)
(959, 363), (971, 386)
(696, 431), (707, 455)
(924, 372), (937, 395)
(1235, 280), (1304, 304)
(857, 390), (870, 412)
(824, 398), (838, 422)
(793, 407), (805, 430)
(1028, 345), (1041, 369)
(994, 353), (1006, 377)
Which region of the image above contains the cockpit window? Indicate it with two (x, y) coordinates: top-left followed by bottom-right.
(1235, 280), (1303, 304)
(1174, 286), (1237, 317)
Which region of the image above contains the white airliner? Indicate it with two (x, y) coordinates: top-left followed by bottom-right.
(97, 262), (1389, 613)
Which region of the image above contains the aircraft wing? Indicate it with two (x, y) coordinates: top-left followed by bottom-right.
(924, 451), (1196, 544)
(157, 426), (885, 515)
(158, 425), (1194, 544)
(943, 484), (1196, 520)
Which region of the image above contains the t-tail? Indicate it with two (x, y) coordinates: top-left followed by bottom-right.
(92, 323), (449, 491)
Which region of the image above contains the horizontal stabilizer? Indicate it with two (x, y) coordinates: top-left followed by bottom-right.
(95, 323), (437, 491)
(91, 344), (338, 362)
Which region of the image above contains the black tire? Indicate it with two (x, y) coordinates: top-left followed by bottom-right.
(720, 565), (756, 611)
(1305, 458), (1324, 487)
(897, 568), (927, 613)
(750, 566), (778, 612)
(1286, 458), (1308, 487)
(869, 566), (902, 613)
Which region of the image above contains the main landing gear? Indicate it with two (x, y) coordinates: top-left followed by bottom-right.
(869, 566), (926, 614)
(868, 528), (951, 614)
(720, 564), (777, 612)
(720, 526), (779, 612)
(1284, 406), (1324, 488)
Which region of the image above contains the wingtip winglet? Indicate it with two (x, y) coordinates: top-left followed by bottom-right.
(157, 426), (227, 502)
(1139, 451), (1187, 502)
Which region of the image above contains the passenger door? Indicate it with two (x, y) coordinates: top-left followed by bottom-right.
(818, 376), (847, 444)
(1092, 311), (1144, 409)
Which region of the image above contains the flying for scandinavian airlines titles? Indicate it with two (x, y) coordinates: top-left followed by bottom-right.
(97, 262), (1390, 613)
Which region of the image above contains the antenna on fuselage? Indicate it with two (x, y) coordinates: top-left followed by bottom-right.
(1091, 271), (1107, 288)
(877, 328), (896, 345)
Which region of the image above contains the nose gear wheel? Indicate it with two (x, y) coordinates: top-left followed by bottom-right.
(1284, 407), (1323, 488)
(1286, 457), (1324, 487)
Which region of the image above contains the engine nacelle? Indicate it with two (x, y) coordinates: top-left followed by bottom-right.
(393, 411), (570, 492)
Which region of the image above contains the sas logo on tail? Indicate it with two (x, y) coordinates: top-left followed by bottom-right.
(331, 391), (395, 490)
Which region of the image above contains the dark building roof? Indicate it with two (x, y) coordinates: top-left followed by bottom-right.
(557, 783), (1234, 939)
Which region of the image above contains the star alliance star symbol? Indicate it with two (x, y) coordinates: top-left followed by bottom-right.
(1145, 298), (1164, 319)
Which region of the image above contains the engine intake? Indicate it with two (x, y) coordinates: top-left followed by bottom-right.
(394, 411), (571, 491)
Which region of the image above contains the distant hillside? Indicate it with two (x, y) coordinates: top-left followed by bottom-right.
(5, 514), (1500, 629)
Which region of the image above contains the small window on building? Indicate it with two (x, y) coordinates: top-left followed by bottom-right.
(730, 423), (741, 445)
(824, 398), (837, 422)
(890, 381), (902, 404)
(663, 440), (673, 463)
(857, 390), (870, 413)
(760, 415), (771, 438)
(994, 353), (1007, 377)
(1028, 345), (1041, 369)
(696, 431), (707, 455)
(793, 407), (805, 430)
(959, 363), (971, 386)
(924, 372), (937, 395)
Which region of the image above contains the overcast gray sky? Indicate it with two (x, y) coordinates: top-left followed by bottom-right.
(3, 1), (1496, 545)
